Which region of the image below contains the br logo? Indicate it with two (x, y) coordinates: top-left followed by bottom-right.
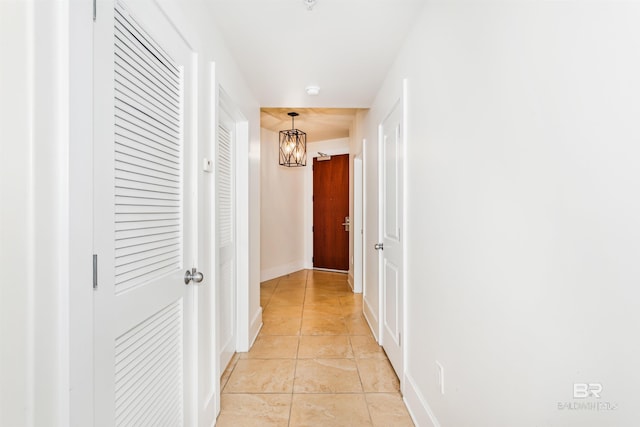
(573, 383), (602, 399)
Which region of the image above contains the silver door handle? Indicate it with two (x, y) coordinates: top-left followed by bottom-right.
(374, 243), (384, 250)
(184, 268), (204, 285)
(342, 216), (350, 231)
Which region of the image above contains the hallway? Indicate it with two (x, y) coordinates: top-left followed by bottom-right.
(216, 270), (414, 426)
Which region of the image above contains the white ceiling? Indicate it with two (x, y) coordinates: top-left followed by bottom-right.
(206, 0), (427, 109)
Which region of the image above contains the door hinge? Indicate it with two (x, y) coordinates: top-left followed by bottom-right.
(398, 332), (401, 347)
(312, 256), (314, 264)
(93, 0), (96, 21)
(312, 226), (314, 232)
(93, 254), (98, 289)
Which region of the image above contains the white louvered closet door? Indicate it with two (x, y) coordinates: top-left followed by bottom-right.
(93, 2), (198, 426)
(217, 105), (237, 373)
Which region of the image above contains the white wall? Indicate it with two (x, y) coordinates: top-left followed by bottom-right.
(260, 128), (307, 280)
(0, 1), (93, 424)
(363, 2), (640, 426)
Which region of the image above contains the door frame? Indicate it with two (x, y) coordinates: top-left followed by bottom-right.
(215, 87), (252, 353)
(377, 79), (408, 392)
(304, 145), (350, 270)
(353, 152), (364, 293)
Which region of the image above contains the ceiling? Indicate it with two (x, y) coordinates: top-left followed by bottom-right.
(261, 108), (361, 143)
(206, 0), (427, 109)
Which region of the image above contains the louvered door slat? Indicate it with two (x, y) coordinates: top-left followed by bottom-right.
(116, 247), (180, 268)
(113, 23), (180, 89)
(116, 122), (180, 154)
(114, 149), (180, 177)
(116, 161), (180, 185)
(115, 151), (179, 180)
(115, 108), (179, 146)
(115, 213), (179, 224)
(115, 237), (181, 260)
(114, 27), (180, 96)
(115, 86), (179, 133)
(115, 121), (178, 154)
(114, 69), (180, 118)
(113, 57), (180, 111)
(116, 204), (180, 215)
(115, 305), (179, 373)
(115, 230), (181, 249)
(116, 223), (180, 239)
(116, 182), (179, 197)
(116, 255), (182, 280)
(114, 301), (183, 427)
(116, 180), (180, 198)
(115, 99), (180, 141)
(116, 170), (180, 190)
(114, 9), (180, 82)
(116, 218), (179, 231)
(217, 123), (233, 246)
(114, 4), (182, 295)
(114, 8), (180, 76)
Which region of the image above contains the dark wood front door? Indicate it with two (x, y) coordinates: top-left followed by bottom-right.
(313, 154), (349, 270)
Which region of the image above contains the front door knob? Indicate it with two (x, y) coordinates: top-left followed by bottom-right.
(374, 243), (384, 250)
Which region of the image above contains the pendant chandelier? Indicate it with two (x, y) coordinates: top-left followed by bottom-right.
(279, 112), (307, 167)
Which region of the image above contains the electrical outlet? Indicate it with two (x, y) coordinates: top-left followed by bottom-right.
(436, 361), (444, 395)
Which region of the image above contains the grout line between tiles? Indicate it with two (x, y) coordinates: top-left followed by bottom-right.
(253, 269), (408, 426)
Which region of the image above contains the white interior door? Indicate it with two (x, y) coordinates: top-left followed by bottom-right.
(93, 1), (198, 425)
(379, 99), (404, 381)
(217, 101), (237, 374)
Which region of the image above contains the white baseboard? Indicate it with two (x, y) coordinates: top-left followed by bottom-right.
(347, 273), (354, 291)
(403, 372), (441, 427)
(363, 297), (379, 341)
(260, 261), (305, 282)
(248, 306), (262, 348)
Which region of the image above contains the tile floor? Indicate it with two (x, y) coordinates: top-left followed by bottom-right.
(216, 269), (414, 427)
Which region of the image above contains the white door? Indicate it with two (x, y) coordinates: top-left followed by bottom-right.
(216, 101), (237, 374)
(378, 98), (404, 380)
(93, 2), (198, 425)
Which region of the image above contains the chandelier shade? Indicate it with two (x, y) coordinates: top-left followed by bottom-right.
(279, 112), (307, 167)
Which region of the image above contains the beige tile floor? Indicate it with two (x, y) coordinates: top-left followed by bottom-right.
(216, 269), (414, 427)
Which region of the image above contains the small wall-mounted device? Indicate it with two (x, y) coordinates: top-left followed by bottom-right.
(203, 158), (213, 173)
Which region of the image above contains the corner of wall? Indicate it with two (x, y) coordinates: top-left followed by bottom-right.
(248, 306), (262, 348)
(260, 261), (306, 282)
(363, 298), (379, 341)
(403, 371), (441, 427)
